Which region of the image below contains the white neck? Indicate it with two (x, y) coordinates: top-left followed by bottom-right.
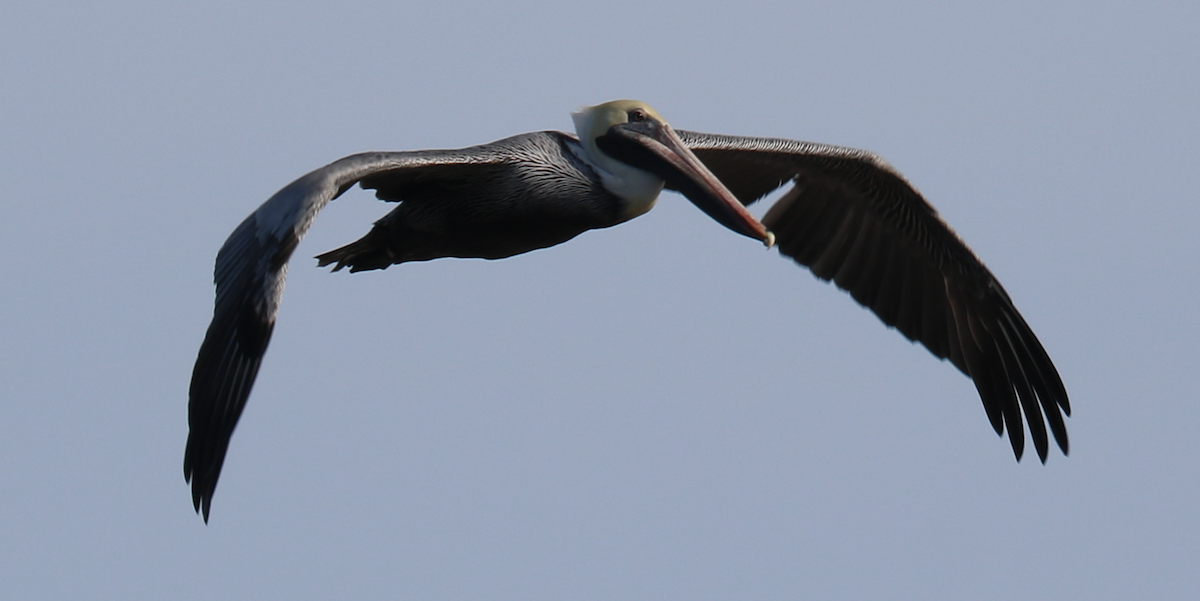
(571, 108), (664, 220)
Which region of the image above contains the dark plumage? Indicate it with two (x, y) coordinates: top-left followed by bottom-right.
(677, 131), (1069, 461)
(315, 132), (622, 271)
(186, 100), (1068, 521)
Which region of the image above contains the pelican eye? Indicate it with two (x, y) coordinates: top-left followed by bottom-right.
(628, 109), (648, 122)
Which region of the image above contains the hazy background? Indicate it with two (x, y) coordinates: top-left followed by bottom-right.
(2, 1), (1197, 599)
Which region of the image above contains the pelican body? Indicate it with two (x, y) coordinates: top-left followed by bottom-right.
(186, 100), (1069, 521)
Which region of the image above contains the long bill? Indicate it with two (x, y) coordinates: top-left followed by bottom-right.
(597, 121), (775, 247)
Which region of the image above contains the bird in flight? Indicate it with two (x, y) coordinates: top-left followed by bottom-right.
(186, 100), (1069, 521)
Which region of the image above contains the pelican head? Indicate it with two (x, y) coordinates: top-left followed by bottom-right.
(574, 100), (773, 246)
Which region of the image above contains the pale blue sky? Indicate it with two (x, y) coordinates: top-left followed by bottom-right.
(2, 1), (1197, 599)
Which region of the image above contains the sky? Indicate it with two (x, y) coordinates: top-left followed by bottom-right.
(2, 1), (1198, 599)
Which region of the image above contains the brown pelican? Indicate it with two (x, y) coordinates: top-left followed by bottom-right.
(186, 100), (1069, 521)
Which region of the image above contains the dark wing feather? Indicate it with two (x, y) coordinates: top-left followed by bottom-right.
(674, 130), (1069, 461)
(186, 146), (507, 521)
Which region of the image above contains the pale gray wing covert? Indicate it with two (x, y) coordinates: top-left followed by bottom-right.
(674, 130), (1069, 462)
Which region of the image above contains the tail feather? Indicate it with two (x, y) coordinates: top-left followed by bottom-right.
(315, 231), (394, 272)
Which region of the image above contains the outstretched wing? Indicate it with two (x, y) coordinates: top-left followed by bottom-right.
(185, 148), (499, 521)
(675, 130), (1069, 462)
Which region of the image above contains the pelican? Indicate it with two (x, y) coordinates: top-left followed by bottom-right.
(186, 100), (1069, 521)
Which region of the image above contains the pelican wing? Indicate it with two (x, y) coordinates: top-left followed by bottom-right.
(674, 130), (1069, 462)
(185, 148), (501, 521)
